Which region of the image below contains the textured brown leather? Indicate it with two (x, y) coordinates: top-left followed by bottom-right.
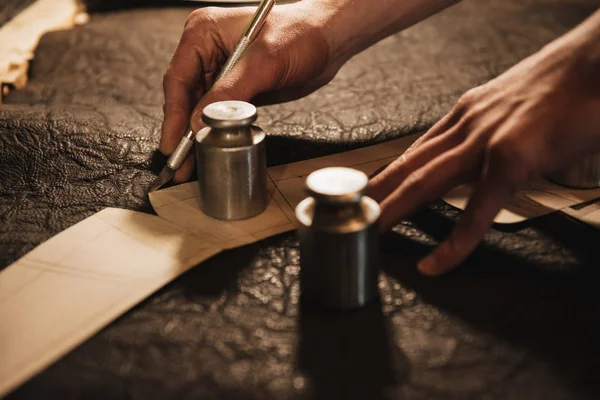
(3, 1), (600, 398)
(0, 0), (36, 26)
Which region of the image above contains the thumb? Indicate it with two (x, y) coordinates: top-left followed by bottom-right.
(173, 44), (281, 183)
(190, 44), (282, 131)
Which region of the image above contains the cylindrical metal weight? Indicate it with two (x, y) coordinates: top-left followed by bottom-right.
(195, 101), (268, 220)
(295, 167), (381, 310)
(548, 153), (600, 189)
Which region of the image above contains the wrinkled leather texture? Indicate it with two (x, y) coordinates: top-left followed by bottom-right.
(2, 0), (600, 398)
(0, 0), (35, 26)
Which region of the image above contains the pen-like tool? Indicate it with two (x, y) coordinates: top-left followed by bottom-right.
(149, 0), (276, 193)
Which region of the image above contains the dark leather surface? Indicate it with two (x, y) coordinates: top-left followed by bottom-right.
(2, 0), (600, 398)
(0, 0), (36, 27)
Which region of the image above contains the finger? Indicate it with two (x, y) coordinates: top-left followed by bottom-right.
(368, 111), (465, 202)
(160, 36), (205, 155)
(407, 108), (464, 153)
(173, 152), (195, 183)
(171, 43), (282, 182)
(379, 144), (477, 232)
(189, 42), (282, 131)
(417, 177), (511, 276)
(369, 129), (465, 203)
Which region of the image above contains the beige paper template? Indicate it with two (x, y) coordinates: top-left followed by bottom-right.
(1, 133), (598, 396)
(0, 136), (415, 396)
(147, 135), (418, 237)
(443, 180), (600, 224)
(0, 209), (220, 397)
(563, 199), (600, 230)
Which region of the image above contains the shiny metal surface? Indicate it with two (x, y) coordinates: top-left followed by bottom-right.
(196, 100), (268, 220)
(149, 0), (274, 192)
(166, 130), (195, 170)
(296, 167), (381, 310)
(147, 167), (175, 193)
(202, 101), (257, 129)
(549, 153), (600, 189)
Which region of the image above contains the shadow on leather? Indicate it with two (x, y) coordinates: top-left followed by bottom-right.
(381, 209), (600, 396)
(176, 241), (265, 299)
(296, 300), (409, 400)
(265, 135), (384, 167)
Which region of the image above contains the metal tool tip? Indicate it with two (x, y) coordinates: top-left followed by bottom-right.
(148, 167), (175, 193)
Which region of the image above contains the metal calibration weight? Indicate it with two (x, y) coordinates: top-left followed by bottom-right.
(295, 167), (381, 310)
(195, 100), (268, 220)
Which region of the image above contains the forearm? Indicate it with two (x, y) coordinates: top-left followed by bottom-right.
(308, 0), (460, 64)
(559, 9), (600, 93)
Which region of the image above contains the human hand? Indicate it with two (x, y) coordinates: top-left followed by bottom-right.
(369, 10), (600, 276)
(160, 2), (344, 182)
(160, 0), (461, 183)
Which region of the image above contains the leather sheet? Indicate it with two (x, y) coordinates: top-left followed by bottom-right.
(2, 0), (600, 398)
(0, 0), (36, 27)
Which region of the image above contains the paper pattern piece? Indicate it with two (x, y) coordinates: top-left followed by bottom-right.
(523, 180), (600, 212)
(0, 135), (417, 397)
(149, 181), (298, 249)
(443, 180), (600, 224)
(148, 135), (418, 238)
(0, 209), (220, 397)
(1, 132), (599, 397)
(563, 199), (600, 230)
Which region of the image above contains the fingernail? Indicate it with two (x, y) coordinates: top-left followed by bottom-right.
(417, 257), (439, 276)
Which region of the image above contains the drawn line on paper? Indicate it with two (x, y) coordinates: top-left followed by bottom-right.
(270, 152), (406, 183)
(0, 268), (45, 306)
(26, 221), (113, 266)
(271, 184), (298, 226)
(1, 287), (134, 386)
(20, 258), (155, 284)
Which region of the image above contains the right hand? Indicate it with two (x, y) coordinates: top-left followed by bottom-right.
(160, 2), (341, 182)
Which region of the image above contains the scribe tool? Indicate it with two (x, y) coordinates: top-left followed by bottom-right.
(149, 0), (276, 192)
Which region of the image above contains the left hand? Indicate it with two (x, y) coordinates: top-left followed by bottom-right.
(368, 10), (600, 276)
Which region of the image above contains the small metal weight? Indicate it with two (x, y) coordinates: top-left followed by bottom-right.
(195, 100), (268, 220)
(295, 167), (381, 310)
(548, 153), (600, 189)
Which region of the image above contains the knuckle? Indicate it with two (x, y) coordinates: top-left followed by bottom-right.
(185, 7), (218, 29)
(465, 85), (486, 100)
(455, 87), (483, 112)
(454, 93), (472, 112)
(184, 9), (203, 29)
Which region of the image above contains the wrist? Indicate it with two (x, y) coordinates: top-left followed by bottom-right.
(303, 0), (459, 65)
(538, 9), (600, 94)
